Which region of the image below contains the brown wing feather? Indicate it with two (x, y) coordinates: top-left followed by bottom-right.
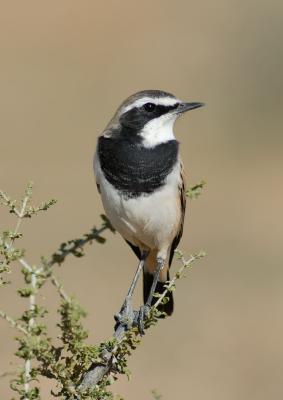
(169, 162), (186, 266)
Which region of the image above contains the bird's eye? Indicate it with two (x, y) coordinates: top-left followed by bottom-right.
(143, 103), (156, 112)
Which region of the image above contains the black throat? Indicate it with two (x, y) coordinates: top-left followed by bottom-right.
(98, 135), (179, 198)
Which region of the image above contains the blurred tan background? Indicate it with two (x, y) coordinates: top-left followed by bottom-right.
(1, 1), (283, 399)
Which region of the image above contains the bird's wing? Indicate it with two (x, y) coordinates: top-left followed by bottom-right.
(96, 182), (101, 194)
(125, 239), (142, 260)
(169, 161), (186, 266)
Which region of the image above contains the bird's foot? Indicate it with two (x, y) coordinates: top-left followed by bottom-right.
(133, 304), (151, 335)
(114, 297), (135, 331)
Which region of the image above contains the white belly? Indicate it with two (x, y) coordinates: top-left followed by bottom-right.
(94, 156), (181, 251)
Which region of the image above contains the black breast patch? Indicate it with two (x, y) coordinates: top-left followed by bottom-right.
(98, 136), (179, 198)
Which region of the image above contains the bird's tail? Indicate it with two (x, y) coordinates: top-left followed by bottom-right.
(143, 270), (174, 317)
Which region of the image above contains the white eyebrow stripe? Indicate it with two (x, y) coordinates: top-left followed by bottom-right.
(121, 96), (181, 114)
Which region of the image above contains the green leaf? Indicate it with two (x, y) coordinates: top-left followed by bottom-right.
(186, 180), (206, 199)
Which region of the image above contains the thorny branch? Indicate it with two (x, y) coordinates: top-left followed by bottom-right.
(0, 310), (28, 335)
(50, 273), (71, 303)
(0, 181), (205, 399)
(45, 215), (115, 269)
(24, 269), (37, 399)
(1, 184), (118, 399)
(1, 185), (37, 399)
(74, 251), (205, 398)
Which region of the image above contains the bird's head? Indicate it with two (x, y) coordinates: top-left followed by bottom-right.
(103, 90), (204, 147)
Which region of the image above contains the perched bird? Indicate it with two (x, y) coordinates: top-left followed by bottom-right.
(94, 90), (203, 331)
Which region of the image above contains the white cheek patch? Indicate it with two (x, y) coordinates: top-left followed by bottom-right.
(139, 114), (178, 148)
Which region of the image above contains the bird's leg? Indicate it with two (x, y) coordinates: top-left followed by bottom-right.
(114, 251), (148, 331)
(126, 252), (148, 299)
(135, 257), (165, 335)
(145, 257), (165, 308)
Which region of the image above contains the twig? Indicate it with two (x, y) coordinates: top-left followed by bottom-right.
(24, 269), (37, 400)
(2, 193), (30, 276)
(44, 224), (111, 270)
(18, 258), (33, 273)
(0, 191), (21, 217)
(76, 324), (126, 395)
(74, 251), (204, 397)
(36, 223), (111, 302)
(7, 191), (30, 253)
(154, 252), (203, 310)
(0, 310), (28, 335)
(0, 186), (37, 399)
(50, 273), (71, 303)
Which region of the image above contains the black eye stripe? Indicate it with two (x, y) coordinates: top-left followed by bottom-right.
(119, 102), (180, 132)
(156, 103), (179, 113)
(142, 103), (179, 116)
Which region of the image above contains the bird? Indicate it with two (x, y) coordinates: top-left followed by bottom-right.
(94, 90), (203, 332)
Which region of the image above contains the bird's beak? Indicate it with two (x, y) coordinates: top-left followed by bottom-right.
(177, 102), (205, 114)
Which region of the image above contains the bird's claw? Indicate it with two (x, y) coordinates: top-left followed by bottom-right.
(133, 304), (151, 335)
(114, 296), (151, 335)
(114, 297), (135, 331)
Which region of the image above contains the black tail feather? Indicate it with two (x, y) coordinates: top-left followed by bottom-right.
(143, 270), (174, 317)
